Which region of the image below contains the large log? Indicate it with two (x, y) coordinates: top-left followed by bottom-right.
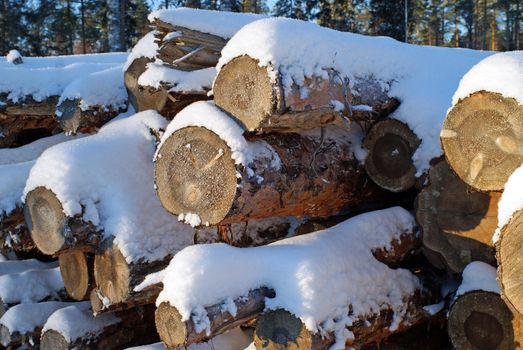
(417, 160), (499, 273)
(24, 187), (100, 256)
(155, 124), (380, 226)
(59, 251), (94, 301)
(441, 91), (523, 192)
(213, 55), (399, 132)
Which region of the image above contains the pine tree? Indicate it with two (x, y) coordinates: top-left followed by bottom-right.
(369, 0), (412, 41)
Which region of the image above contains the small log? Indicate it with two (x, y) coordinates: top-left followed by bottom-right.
(56, 98), (125, 134)
(363, 119), (420, 192)
(0, 207), (36, 253)
(441, 91), (523, 191)
(155, 125), (380, 225)
(417, 160), (499, 273)
(24, 187), (100, 255)
(155, 287), (275, 349)
(213, 55), (399, 132)
(448, 291), (523, 350)
(59, 251), (94, 301)
(124, 56), (154, 113)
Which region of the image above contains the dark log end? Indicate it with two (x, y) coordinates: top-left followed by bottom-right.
(56, 98), (123, 134)
(124, 57), (154, 112)
(155, 301), (188, 349)
(254, 309), (311, 350)
(0, 324), (12, 347)
(40, 329), (69, 350)
(59, 251), (92, 300)
(93, 243), (130, 306)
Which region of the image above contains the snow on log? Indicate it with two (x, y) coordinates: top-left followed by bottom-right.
(6, 50), (23, 65)
(416, 160), (498, 273)
(40, 302), (158, 350)
(155, 101), (379, 226)
(0, 301), (73, 349)
(448, 262), (523, 350)
(214, 18), (491, 174)
(59, 251), (94, 301)
(155, 207), (422, 348)
(442, 52), (523, 192)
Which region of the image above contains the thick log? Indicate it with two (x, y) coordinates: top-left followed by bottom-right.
(441, 91), (523, 192)
(155, 125), (380, 225)
(56, 98), (125, 134)
(363, 119), (420, 192)
(24, 187), (100, 255)
(213, 55), (399, 132)
(155, 287), (275, 349)
(448, 291), (523, 350)
(417, 160), (499, 273)
(59, 251), (94, 301)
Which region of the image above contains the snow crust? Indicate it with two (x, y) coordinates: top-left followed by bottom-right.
(217, 18), (493, 174)
(23, 111), (193, 263)
(138, 64), (215, 93)
(157, 207), (420, 347)
(6, 50), (22, 64)
(0, 267), (63, 304)
(42, 302), (119, 342)
(0, 301), (72, 336)
(148, 8), (266, 39)
(455, 261), (500, 297)
(453, 51), (523, 105)
(123, 32), (157, 72)
(493, 164), (523, 243)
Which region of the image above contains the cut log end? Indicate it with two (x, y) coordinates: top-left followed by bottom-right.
(0, 324), (11, 347)
(213, 55), (274, 131)
(155, 301), (188, 349)
(24, 187), (66, 255)
(93, 243), (130, 306)
(364, 119), (420, 192)
(155, 126), (238, 225)
(442, 91), (523, 191)
(448, 291), (517, 350)
(254, 309), (312, 350)
(59, 251), (92, 300)
(40, 329), (69, 350)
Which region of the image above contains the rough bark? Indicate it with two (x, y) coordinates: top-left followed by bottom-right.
(59, 251), (94, 301)
(448, 291), (523, 350)
(213, 55), (399, 132)
(155, 287), (275, 349)
(442, 91), (523, 191)
(155, 125), (380, 226)
(417, 160), (499, 274)
(363, 119), (421, 192)
(0, 324), (40, 349)
(24, 187), (101, 256)
(0, 207), (36, 253)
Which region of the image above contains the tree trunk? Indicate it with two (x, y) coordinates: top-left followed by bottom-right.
(55, 98), (125, 134)
(155, 125), (381, 226)
(441, 91), (523, 191)
(24, 187), (100, 256)
(59, 251), (94, 301)
(213, 55), (399, 132)
(416, 160), (499, 274)
(363, 118), (420, 192)
(447, 291), (523, 350)
(155, 287), (275, 349)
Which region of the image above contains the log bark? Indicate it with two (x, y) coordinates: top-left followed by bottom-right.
(213, 55), (399, 132)
(417, 160), (499, 274)
(59, 251), (94, 301)
(441, 91), (523, 192)
(124, 56), (153, 113)
(0, 207), (36, 253)
(24, 187), (101, 256)
(496, 209), (523, 316)
(55, 98), (125, 134)
(155, 125), (380, 226)
(155, 287), (275, 349)
(363, 119), (421, 192)
(447, 291), (523, 350)
(0, 323), (40, 349)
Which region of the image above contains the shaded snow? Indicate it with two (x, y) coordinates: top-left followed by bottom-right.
(6, 50), (22, 64)
(0, 259), (56, 276)
(455, 261), (499, 297)
(138, 64), (215, 93)
(0, 267), (63, 304)
(493, 164), (523, 243)
(123, 32), (157, 72)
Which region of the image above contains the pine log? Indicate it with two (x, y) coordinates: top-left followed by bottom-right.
(24, 187), (100, 255)
(363, 119), (421, 192)
(0, 207), (36, 253)
(155, 125), (380, 225)
(441, 91), (523, 192)
(59, 251), (94, 301)
(447, 291), (523, 350)
(155, 287), (275, 349)
(91, 240), (167, 313)
(124, 56), (154, 113)
(55, 98), (125, 134)
(417, 160), (499, 274)
(213, 55), (399, 132)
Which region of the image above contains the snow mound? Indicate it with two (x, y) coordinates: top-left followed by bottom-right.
(0, 267), (63, 304)
(23, 111), (193, 263)
(138, 64), (215, 93)
(0, 259), (56, 276)
(456, 261), (499, 297)
(493, 164), (523, 243)
(453, 51), (523, 105)
(123, 32), (158, 72)
(217, 18), (492, 174)
(148, 8), (266, 39)
(6, 50), (22, 64)
(157, 207), (420, 345)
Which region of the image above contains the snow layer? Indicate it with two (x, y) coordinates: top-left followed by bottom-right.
(148, 8), (266, 39)
(0, 301), (73, 337)
(455, 261), (500, 297)
(453, 51), (523, 105)
(23, 111), (193, 263)
(58, 65), (127, 112)
(0, 267), (63, 304)
(123, 32), (157, 72)
(0, 53), (127, 102)
(158, 207), (420, 347)
(493, 164), (523, 243)
(0, 259), (56, 276)
(6, 50), (22, 64)
(138, 64), (215, 93)
(42, 302), (119, 342)
(0, 133), (75, 165)
(217, 18), (493, 174)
